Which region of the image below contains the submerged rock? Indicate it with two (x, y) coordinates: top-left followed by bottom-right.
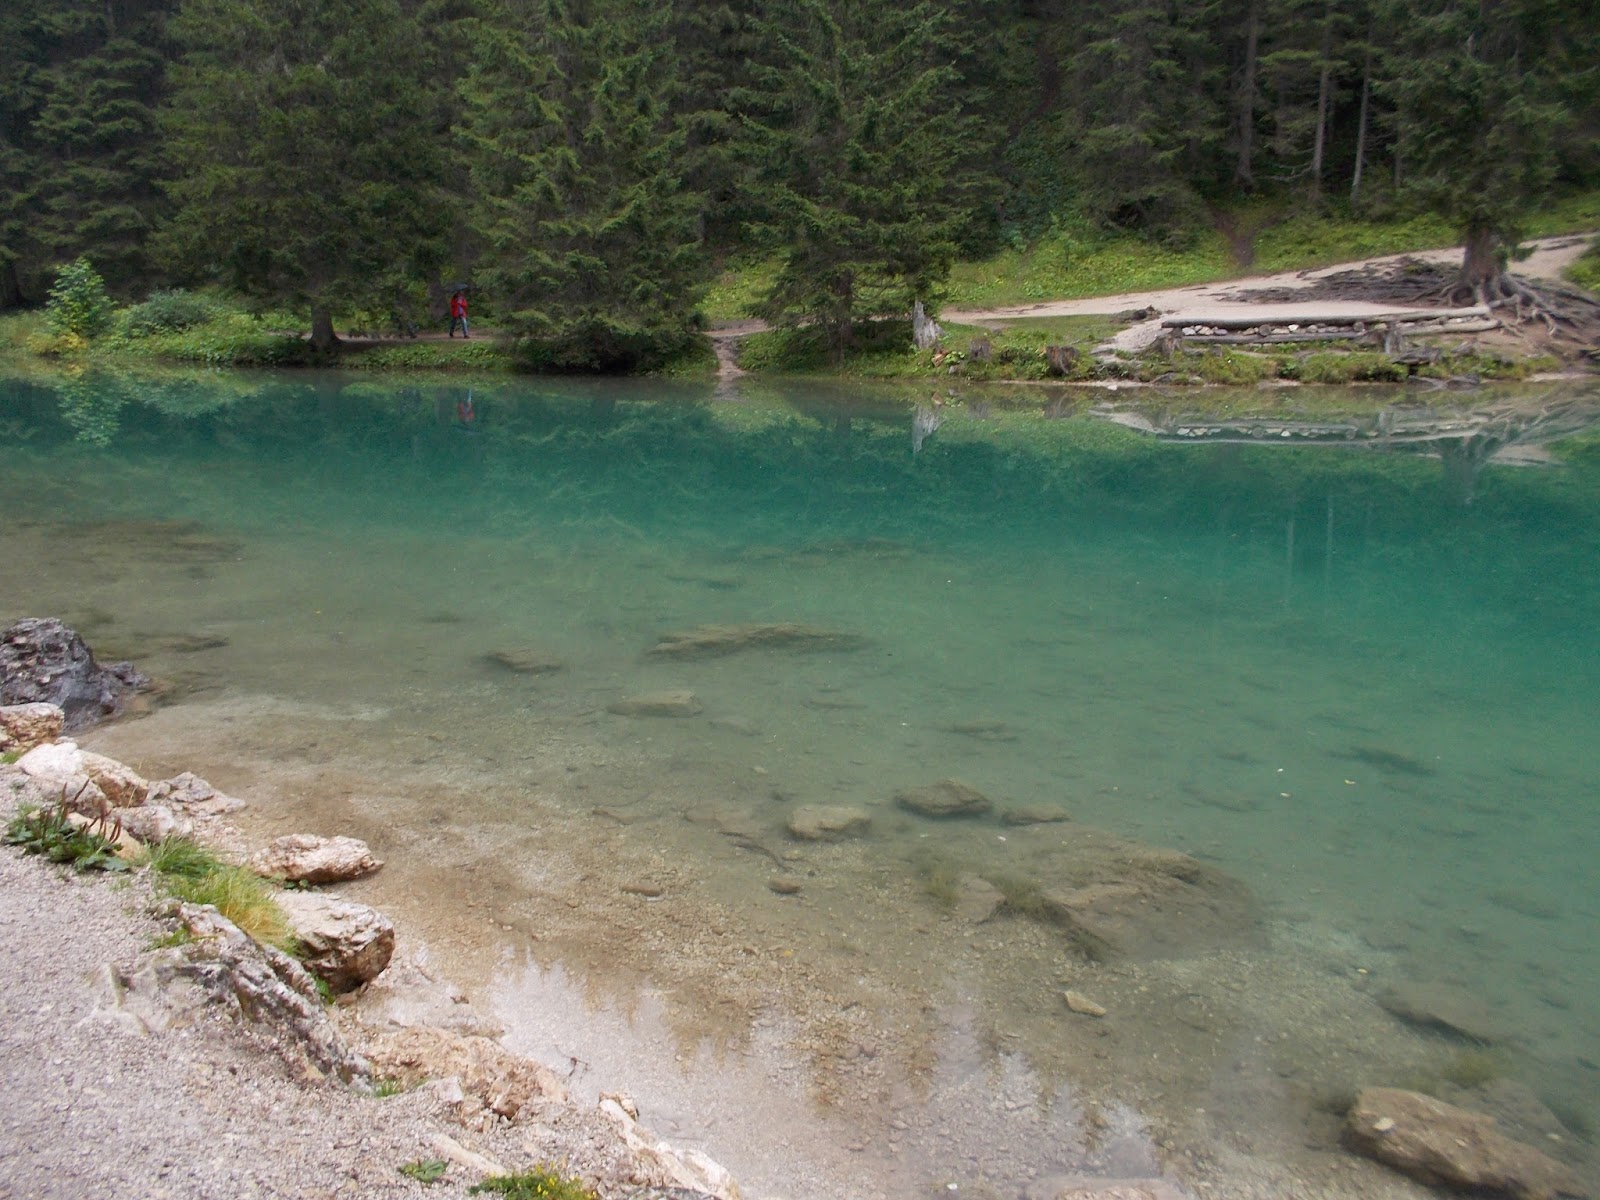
(485, 647), (565, 675)
(607, 690), (703, 718)
(1032, 840), (1257, 962)
(1344, 1087), (1586, 1199)
(895, 779), (993, 818)
(0, 618), (150, 732)
(786, 805), (872, 841)
(644, 622), (866, 659)
(1377, 980), (1507, 1045)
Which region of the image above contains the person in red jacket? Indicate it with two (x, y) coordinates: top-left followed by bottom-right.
(448, 290), (469, 338)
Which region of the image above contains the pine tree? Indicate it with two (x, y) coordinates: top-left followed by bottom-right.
(160, 0), (450, 348)
(735, 0), (983, 357)
(459, 0), (707, 371)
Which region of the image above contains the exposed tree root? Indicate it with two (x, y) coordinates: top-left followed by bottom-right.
(1227, 256), (1600, 347)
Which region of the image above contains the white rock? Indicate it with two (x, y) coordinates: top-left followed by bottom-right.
(248, 834), (383, 884)
(0, 703), (64, 752)
(1063, 990), (1108, 1018)
(597, 1098), (740, 1198)
(110, 804), (189, 845)
(275, 890), (395, 993)
(16, 739), (85, 780)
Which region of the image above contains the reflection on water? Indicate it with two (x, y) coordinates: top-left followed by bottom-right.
(5, 369), (1600, 1198)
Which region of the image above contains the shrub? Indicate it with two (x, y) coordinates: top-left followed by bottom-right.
(45, 257), (115, 340)
(120, 289), (223, 337)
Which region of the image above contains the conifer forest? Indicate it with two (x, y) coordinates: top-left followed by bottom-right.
(3, 0), (1597, 367)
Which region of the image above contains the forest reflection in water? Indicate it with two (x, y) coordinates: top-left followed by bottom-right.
(4, 369), (1600, 1198)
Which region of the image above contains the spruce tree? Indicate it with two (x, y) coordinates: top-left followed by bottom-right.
(0, 0), (174, 306)
(160, 0), (450, 348)
(459, 0), (707, 371)
(1383, 0), (1573, 299)
(735, 0), (983, 357)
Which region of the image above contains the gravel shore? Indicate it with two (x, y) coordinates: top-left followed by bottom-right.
(0, 775), (734, 1200)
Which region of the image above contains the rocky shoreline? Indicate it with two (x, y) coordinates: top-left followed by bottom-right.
(0, 695), (741, 1200)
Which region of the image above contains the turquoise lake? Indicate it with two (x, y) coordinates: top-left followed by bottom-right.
(3, 370), (1599, 1198)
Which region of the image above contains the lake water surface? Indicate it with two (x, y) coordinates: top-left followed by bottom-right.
(4, 370), (1599, 1199)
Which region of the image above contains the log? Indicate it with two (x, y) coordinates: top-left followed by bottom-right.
(1160, 306), (1489, 331)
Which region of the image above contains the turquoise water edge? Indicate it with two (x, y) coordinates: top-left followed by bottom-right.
(4, 370), (1599, 1198)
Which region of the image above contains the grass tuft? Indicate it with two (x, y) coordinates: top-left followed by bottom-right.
(166, 862), (297, 952)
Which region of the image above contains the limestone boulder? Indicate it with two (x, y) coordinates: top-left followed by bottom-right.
(786, 804), (872, 841)
(0, 702), (64, 753)
(249, 834), (383, 884)
(895, 778), (993, 818)
(78, 751), (150, 807)
(15, 741), (109, 812)
(0, 617), (150, 732)
(607, 690), (703, 718)
(147, 771), (247, 816)
(275, 891), (395, 993)
(1344, 1087), (1587, 1200)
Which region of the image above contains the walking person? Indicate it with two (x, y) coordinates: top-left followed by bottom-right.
(448, 289), (470, 338)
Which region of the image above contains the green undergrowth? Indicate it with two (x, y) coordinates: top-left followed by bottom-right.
(737, 315), (1115, 380)
(1566, 238), (1600, 292)
(469, 1169), (599, 1200)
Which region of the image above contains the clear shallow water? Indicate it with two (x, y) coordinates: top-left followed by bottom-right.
(5, 370), (1600, 1196)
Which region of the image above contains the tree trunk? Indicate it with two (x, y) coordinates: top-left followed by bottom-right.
(1310, 9), (1334, 196)
(1234, 0), (1261, 188)
(310, 303), (338, 352)
(1460, 225), (1503, 300)
(0, 259), (23, 310)
(1349, 46), (1371, 205)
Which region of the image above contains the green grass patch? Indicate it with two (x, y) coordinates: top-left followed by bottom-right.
(946, 228), (1234, 309)
(1525, 189), (1600, 237)
(339, 337), (513, 373)
(1251, 212), (1457, 274)
(469, 1169), (599, 1200)
(164, 861), (297, 952)
(134, 836), (226, 880)
(1564, 237), (1600, 292)
(701, 257), (781, 324)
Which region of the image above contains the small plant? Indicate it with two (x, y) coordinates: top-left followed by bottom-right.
(1, 749), (20, 764)
(399, 1159), (449, 1185)
(5, 797), (128, 873)
(45, 257), (115, 340)
(983, 871), (1055, 920)
(470, 1170), (599, 1200)
(1439, 1049), (1509, 1089)
(145, 927), (195, 951)
(374, 1076), (410, 1098)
